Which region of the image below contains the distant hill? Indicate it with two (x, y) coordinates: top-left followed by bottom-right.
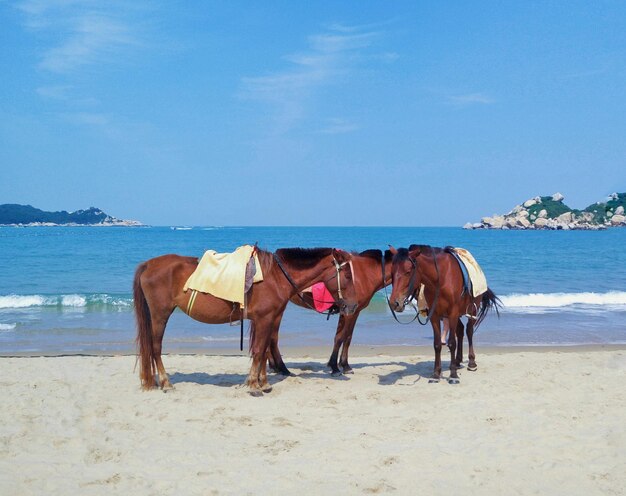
(0, 204), (142, 226)
(465, 192), (626, 230)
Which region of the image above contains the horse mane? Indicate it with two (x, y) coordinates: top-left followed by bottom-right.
(408, 244), (443, 256)
(275, 247), (333, 269)
(359, 248), (393, 263)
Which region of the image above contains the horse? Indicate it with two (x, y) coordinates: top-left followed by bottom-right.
(388, 245), (501, 384)
(264, 249), (393, 376)
(133, 247), (358, 395)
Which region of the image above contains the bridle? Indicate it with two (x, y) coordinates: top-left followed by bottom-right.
(383, 252), (419, 325)
(384, 247), (441, 326)
(273, 252), (354, 316)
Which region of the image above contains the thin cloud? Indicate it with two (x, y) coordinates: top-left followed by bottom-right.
(241, 24), (389, 134)
(15, 1), (147, 74)
(319, 118), (359, 135)
(446, 93), (496, 106)
(61, 111), (110, 126)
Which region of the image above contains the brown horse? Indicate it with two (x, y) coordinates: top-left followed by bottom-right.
(388, 245), (500, 384)
(134, 247), (358, 394)
(264, 249), (392, 376)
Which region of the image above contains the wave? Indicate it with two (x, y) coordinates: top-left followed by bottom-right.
(500, 291), (626, 312)
(501, 291), (626, 307)
(0, 294), (132, 310)
(0, 323), (16, 331)
(369, 290), (626, 314)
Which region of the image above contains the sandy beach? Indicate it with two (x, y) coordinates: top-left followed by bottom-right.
(1, 346), (625, 495)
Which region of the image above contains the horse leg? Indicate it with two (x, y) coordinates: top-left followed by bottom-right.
(339, 314), (358, 374)
(430, 319), (443, 383)
(268, 331), (292, 376)
(455, 319), (465, 367)
(327, 315), (345, 375)
(467, 319), (478, 371)
(447, 315), (460, 384)
(152, 311), (174, 390)
(246, 315), (278, 395)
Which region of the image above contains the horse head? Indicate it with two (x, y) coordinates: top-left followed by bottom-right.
(388, 245), (422, 312)
(327, 248), (359, 315)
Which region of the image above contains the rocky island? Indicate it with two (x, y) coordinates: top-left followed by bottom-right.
(465, 192), (626, 230)
(0, 204), (142, 226)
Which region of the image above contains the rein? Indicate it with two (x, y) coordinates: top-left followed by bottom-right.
(383, 247), (442, 326)
(416, 249), (441, 326)
(382, 252), (419, 325)
(273, 252), (350, 316)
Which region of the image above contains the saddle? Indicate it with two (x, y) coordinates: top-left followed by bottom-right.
(444, 246), (487, 297)
(184, 245), (263, 307)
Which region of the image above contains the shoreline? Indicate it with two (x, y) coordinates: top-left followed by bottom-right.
(2, 342), (625, 358)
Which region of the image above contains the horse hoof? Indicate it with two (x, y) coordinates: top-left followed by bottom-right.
(448, 378), (460, 385)
(279, 369), (292, 377)
(248, 389), (263, 397)
(262, 385), (273, 393)
(342, 368), (354, 375)
(428, 378), (439, 384)
(468, 364), (478, 371)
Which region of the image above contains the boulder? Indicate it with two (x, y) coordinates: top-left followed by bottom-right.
(552, 192), (564, 202)
(556, 212), (572, 223)
(611, 214), (626, 225)
(534, 217), (548, 228)
(538, 209), (548, 219)
(517, 217), (531, 228)
(463, 223), (473, 230)
(483, 215), (505, 228)
(615, 206), (624, 215)
(523, 199), (537, 208)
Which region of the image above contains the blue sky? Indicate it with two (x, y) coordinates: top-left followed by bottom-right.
(1, 1), (625, 226)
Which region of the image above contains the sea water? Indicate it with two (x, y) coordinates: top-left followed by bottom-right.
(1, 226), (625, 354)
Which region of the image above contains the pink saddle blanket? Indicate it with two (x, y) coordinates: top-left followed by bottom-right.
(311, 282), (335, 312)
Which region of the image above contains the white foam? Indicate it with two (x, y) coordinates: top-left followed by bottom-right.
(61, 294), (87, 307)
(0, 295), (50, 308)
(501, 291), (626, 309)
(0, 293), (132, 309)
(0, 323), (16, 331)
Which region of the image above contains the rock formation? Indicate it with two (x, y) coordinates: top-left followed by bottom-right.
(464, 193), (626, 230)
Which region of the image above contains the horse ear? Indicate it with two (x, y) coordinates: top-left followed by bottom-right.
(388, 245), (398, 255)
(332, 248), (349, 263)
(409, 246), (422, 258)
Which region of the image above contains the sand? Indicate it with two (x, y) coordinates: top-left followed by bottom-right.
(1, 346), (625, 495)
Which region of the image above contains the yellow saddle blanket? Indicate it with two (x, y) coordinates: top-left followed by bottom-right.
(453, 247), (488, 297)
(184, 245), (263, 306)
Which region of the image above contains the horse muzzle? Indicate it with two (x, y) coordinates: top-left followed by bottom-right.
(392, 299), (406, 313)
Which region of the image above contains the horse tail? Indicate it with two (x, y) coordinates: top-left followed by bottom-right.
(475, 288), (502, 329)
(134, 263), (155, 389)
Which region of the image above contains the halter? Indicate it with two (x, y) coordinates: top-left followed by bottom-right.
(416, 249), (441, 326)
(383, 247), (441, 326)
(273, 252), (354, 316)
(383, 252), (419, 325)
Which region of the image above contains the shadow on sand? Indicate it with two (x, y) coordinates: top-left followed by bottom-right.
(168, 358), (456, 387)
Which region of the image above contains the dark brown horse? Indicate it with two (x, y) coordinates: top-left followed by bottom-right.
(389, 245), (500, 383)
(264, 249), (393, 376)
(134, 247), (358, 394)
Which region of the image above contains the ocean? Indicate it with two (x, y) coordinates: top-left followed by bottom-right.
(1, 226), (625, 354)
